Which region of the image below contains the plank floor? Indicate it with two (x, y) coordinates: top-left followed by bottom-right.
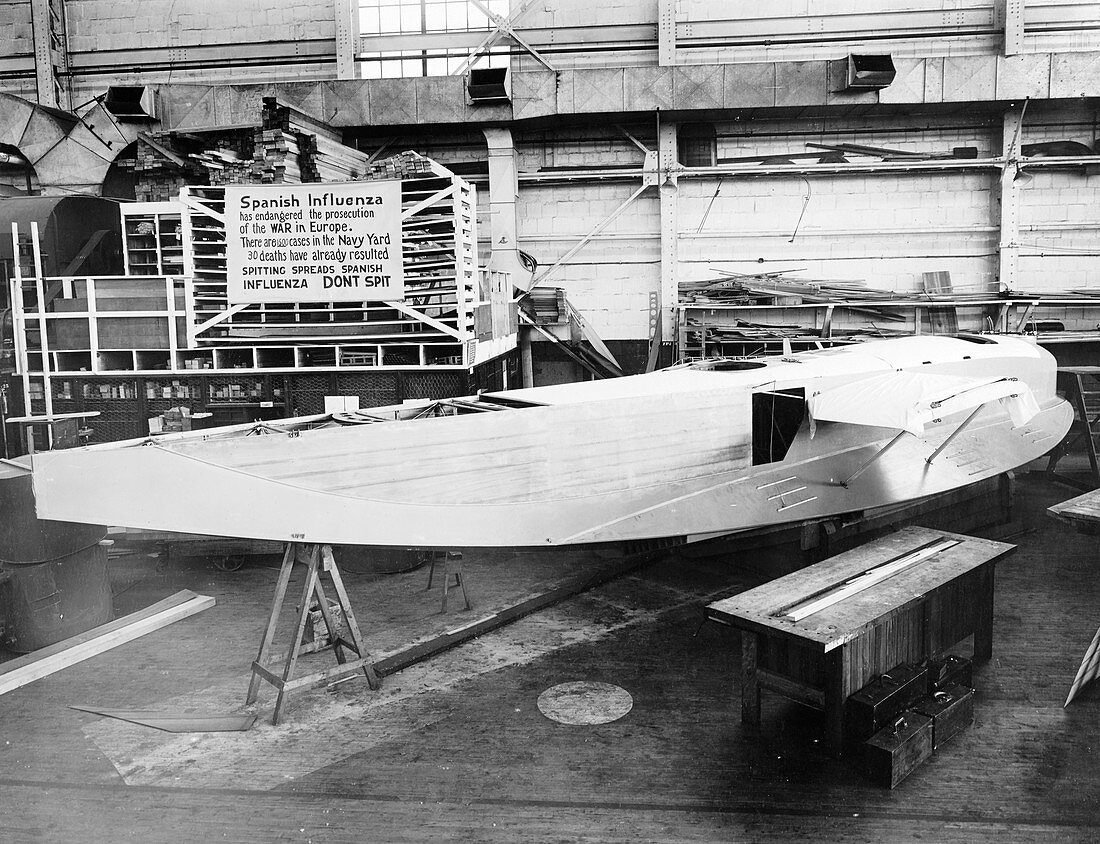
(2, 468), (1100, 842)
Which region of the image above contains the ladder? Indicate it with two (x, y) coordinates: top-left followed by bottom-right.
(1046, 369), (1100, 490)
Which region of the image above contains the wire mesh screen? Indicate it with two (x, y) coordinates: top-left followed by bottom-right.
(403, 371), (468, 400)
(334, 372), (400, 410)
(145, 377), (204, 415)
(206, 377), (264, 405)
(286, 374), (331, 416)
(52, 378), (144, 443)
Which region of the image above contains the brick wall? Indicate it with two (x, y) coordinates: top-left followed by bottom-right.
(1, 1), (34, 55)
(526, 0), (657, 30)
(518, 182), (660, 338)
(64, 0), (335, 53)
(677, 170), (1000, 295)
(1019, 170), (1100, 291)
(509, 115), (1027, 340)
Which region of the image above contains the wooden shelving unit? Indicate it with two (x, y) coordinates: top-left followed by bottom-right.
(677, 297), (1100, 359)
(121, 203), (185, 276)
(7, 154), (517, 445)
(178, 161), (484, 366)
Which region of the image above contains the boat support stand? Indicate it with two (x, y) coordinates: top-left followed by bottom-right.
(246, 542), (381, 725)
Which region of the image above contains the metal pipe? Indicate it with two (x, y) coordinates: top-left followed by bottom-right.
(839, 431), (907, 487)
(926, 404), (987, 465)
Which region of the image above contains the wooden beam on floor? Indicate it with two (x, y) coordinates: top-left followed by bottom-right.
(372, 552), (654, 678)
(0, 590), (215, 697)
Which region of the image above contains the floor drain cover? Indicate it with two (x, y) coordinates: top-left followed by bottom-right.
(537, 681), (633, 725)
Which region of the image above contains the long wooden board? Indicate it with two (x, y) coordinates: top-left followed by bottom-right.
(68, 706), (255, 733)
(0, 590), (215, 696)
(705, 526), (1014, 652)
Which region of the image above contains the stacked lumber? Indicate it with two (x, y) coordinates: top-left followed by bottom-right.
(306, 134), (372, 182)
(525, 287), (568, 324)
(261, 97), (341, 142)
(681, 273), (915, 319)
(124, 131), (256, 199)
(253, 127), (305, 183)
(188, 147), (255, 185)
(258, 98), (372, 183)
(365, 150), (438, 181)
(123, 134), (196, 202)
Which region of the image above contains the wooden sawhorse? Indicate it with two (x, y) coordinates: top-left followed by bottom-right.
(424, 550), (471, 613)
(246, 542), (381, 724)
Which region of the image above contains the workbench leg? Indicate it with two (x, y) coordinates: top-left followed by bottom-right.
(922, 597), (940, 660)
(740, 632), (760, 726)
(823, 648), (848, 759)
(974, 565), (995, 661)
(246, 543), (297, 706)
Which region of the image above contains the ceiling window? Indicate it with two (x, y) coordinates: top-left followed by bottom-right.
(360, 0), (511, 78)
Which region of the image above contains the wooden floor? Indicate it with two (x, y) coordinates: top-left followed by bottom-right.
(2, 469), (1100, 842)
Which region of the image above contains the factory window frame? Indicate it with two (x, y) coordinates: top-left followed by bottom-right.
(751, 388), (805, 466)
(678, 123), (717, 167)
(360, 0), (511, 78)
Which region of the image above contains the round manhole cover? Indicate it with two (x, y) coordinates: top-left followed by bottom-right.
(536, 681), (633, 725)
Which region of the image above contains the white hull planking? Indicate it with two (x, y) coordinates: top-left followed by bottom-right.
(29, 336), (1073, 548)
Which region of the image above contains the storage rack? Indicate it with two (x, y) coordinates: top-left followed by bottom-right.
(179, 162), (480, 367)
(121, 203), (184, 276)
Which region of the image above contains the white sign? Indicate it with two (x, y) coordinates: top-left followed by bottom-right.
(225, 182), (404, 303)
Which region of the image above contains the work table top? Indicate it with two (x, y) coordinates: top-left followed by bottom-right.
(705, 525), (1014, 652)
(1048, 488), (1100, 528)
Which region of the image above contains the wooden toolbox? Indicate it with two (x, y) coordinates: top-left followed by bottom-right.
(862, 712), (933, 789)
(912, 683), (975, 750)
(924, 654), (973, 693)
(845, 662), (928, 744)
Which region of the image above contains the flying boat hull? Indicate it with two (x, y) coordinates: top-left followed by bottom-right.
(28, 335), (1072, 548)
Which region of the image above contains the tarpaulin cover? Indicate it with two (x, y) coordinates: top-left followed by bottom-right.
(808, 371), (1038, 437)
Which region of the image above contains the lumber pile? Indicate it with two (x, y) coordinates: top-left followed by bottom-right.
(308, 135), (373, 182)
(524, 287), (568, 324)
(187, 147), (255, 185)
(125, 133), (199, 202)
(121, 98), (377, 198)
(253, 127), (305, 183)
(365, 150), (439, 181)
(124, 130), (253, 201)
(260, 97), (371, 183)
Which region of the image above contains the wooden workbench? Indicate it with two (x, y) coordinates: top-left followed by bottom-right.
(705, 525), (1015, 756)
(1048, 488), (1100, 535)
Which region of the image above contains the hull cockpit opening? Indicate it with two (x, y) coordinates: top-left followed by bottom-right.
(752, 388), (806, 465)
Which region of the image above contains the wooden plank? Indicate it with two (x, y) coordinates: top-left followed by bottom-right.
(741, 632), (760, 725)
(0, 590), (215, 696)
(756, 666), (824, 709)
(371, 551), (655, 678)
(823, 647), (847, 757)
(1048, 488), (1100, 531)
(784, 537), (960, 621)
(69, 707), (256, 733)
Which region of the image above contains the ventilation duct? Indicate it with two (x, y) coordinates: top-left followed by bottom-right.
(103, 86), (158, 121)
(466, 68), (510, 104)
(845, 55), (896, 90)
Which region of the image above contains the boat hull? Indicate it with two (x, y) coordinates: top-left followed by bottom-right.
(28, 336), (1073, 548)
